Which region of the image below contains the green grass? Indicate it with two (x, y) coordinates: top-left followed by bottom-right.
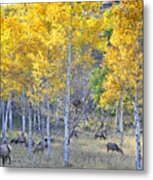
(2, 130), (143, 170)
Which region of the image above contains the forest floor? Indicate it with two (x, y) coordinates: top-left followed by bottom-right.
(2, 130), (143, 170)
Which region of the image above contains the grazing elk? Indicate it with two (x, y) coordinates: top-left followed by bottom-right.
(95, 131), (107, 140)
(106, 142), (123, 155)
(10, 134), (20, 144)
(0, 142), (12, 166)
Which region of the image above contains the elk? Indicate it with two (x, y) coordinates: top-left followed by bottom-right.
(0, 142), (12, 166)
(95, 131), (107, 140)
(10, 134), (20, 144)
(106, 142), (123, 154)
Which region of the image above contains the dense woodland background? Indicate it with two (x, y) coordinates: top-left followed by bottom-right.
(0, 0), (143, 170)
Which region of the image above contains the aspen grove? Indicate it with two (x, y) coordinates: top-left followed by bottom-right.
(0, 1), (143, 170)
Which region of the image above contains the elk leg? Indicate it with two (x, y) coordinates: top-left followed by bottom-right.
(8, 156), (11, 165)
(2, 158), (5, 166)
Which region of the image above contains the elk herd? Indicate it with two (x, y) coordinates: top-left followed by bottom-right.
(94, 129), (124, 155)
(0, 132), (55, 166)
(0, 129), (124, 167)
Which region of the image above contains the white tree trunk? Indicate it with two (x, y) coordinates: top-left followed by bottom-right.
(82, 74), (87, 127)
(37, 108), (41, 134)
(33, 108), (37, 135)
(1, 101), (6, 142)
(134, 83), (142, 170)
(28, 102), (32, 157)
(9, 99), (13, 130)
(120, 98), (124, 146)
(21, 91), (26, 133)
(4, 96), (11, 133)
(41, 106), (45, 141)
(0, 101), (3, 119)
(115, 101), (119, 131)
(64, 4), (73, 166)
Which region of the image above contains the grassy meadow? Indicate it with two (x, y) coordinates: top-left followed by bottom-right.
(3, 129), (143, 170)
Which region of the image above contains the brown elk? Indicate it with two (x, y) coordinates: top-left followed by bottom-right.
(106, 142), (123, 155)
(10, 134), (20, 144)
(95, 131), (107, 140)
(0, 142), (12, 166)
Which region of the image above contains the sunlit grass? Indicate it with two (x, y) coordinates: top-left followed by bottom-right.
(1, 129), (143, 170)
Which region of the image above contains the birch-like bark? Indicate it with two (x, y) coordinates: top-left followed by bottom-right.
(134, 82), (142, 170)
(82, 74), (88, 127)
(37, 107), (41, 134)
(33, 108), (37, 135)
(1, 101), (6, 142)
(28, 102), (32, 157)
(64, 3), (73, 166)
(21, 91), (26, 133)
(115, 101), (119, 131)
(46, 94), (51, 159)
(41, 116), (45, 141)
(41, 102), (45, 141)
(4, 96), (11, 133)
(9, 99), (13, 130)
(0, 101), (3, 118)
(120, 98), (124, 146)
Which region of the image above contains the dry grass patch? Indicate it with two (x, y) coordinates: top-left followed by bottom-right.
(2, 130), (143, 170)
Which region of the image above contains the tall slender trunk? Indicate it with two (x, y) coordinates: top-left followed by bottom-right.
(5, 96), (11, 133)
(33, 108), (37, 135)
(41, 101), (45, 141)
(120, 98), (124, 146)
(0, 101), (3, 119)
(9, 99), (13, 130)
(37, 107), (41, 134)
(28, 101), (32, 157)
(134, 82), (142, 170)
(1, 101), (6, 142)
(82, 74), (87, 127)
(64, 3), (73, 166)
(45, 45), (51, 159)
(46, 94), (51, 159)
(115, 101), (119, 131)
(41, 115), (45, 141)
(21, 91), (26, 133)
